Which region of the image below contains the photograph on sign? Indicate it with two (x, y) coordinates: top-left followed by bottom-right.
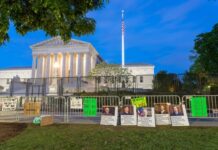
(137, 107), (155, 127)
(169, 105), (183, 116)
(70, 97), (83, 109)
(170, 104), (189, 126)
(121, 105), (137, 125)
(155, 103), (169, 114)
(100, 106), (118, 126)
(121, 105), (134, 115)
(102, 106), (115, 116)
(155, 103), (171, 125)
(137, 107), (152, 117)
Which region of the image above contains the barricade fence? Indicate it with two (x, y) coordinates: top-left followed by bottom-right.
(1, 73), (218, 96)
(121, 95), (181, 106)
(182, 95), (218, 118)
(0, 95), (218, 124)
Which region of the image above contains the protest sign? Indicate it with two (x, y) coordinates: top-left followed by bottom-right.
(83, 98), (97, 117)
(131, 97), (147, 108)
(170, 104), (189, 126)
(100, 106), (118, 126)
(1, 98), (17, 111)
(24, 102), (41, 115)
(190, 96), (208, 117)
(137, 107), (155, 127)
(70, 97), (83, 109)
(121, 105), (137, 125)
(155, 103), (171, 125)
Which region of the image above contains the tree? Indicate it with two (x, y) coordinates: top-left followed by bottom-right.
(89, 62), (133, 91)
(153, 71), (182, 93)
(190, 23), (218, 74)
(0, 0), (108, 45)
(89, 62), (131, 76)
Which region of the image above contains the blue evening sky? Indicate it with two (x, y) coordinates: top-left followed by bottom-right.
(0, 0), (218, 73)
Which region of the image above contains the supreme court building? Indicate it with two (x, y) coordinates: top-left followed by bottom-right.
(0, 37), (154, 95)
(31, 36), (102, 79)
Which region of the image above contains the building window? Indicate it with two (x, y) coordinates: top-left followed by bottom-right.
(140, 76), (143, 83)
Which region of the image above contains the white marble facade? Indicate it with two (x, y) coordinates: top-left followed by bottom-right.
(31, 37), (101, 78)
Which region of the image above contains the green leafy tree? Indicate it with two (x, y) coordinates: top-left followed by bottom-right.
(186, 23), (218, 94)
(190, 23), (218, 74)
(89, 62), (133, 91)
(153, 71), (182, 93)
(0, 0), (108, 45)
(89, 62), (131, 76)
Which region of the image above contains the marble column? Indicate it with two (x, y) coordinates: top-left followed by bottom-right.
(69, 53), (74, 77)
(45, 54), (51, 78)
(36, 55), (43, 78)
(91, 55), (96, 70)
(62, 53), (66, 77)
(32, 55), (36, 78)
(54, 53), (58, 77)
(76, 53), (82, 76)
(83, 53), (91, 76)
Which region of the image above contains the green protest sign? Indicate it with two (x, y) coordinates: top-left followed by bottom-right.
(83, 98), (97, 117)
(131, 97), (147, 108)
(190, 96), (208, 117)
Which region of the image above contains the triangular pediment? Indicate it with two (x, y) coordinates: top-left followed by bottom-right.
(31, 36), (89, 49)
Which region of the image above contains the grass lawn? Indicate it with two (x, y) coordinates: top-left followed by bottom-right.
(1, 123), (218, 150)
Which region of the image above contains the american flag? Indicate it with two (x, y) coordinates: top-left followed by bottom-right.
(122, 19), (125, 35)
(121, 10), (125, 35)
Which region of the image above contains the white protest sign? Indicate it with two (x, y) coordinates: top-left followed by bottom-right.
(137, 107), (155, 127)
(70, 97), (83, 109)
(155, 103), (171, 125)
(121, 105), (137, 125)
(1, 98), (17, 111)
(170, 104), (189, 126)
(100, 106), (118, 126)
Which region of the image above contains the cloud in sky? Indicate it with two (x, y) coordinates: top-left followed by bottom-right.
(157, 0), (204, 23)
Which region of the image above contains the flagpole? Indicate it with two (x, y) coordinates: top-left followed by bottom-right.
(121, 10), (125, 68)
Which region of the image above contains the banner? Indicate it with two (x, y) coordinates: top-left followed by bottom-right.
(24, 102), (41, 115)
(121, 105), (137, 125)
(100, 106), (118, 126)
(1, 98), (17, 111)
(131, 97), (147, 108)
(170, 104), (189, 126)
(154, 103), (171, 125)
(70, 97), (82, 109)
(190, 96), (208, 117)
(83, 98), (97, 117)
(137, 107), (155, 127)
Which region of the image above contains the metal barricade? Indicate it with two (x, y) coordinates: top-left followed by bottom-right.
(65, 96), (120, 124)
(0, 96), (19, 122)
(16, 96), (67, 123)
(182, 95), (218, 118)
(121, 95), (181, 107)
